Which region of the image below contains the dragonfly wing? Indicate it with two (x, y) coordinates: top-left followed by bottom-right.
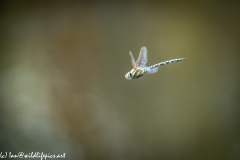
(146, 66), (159, 74)
(129, 51), (136, 67)
(136, 46), (148, 67)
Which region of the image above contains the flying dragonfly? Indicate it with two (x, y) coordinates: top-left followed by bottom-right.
(125, 46), (186, 80)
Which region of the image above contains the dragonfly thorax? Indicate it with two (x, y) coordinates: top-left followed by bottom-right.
(125, 68), (145, 80)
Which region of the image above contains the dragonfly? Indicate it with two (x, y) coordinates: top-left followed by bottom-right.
(125, 46), (186, 80)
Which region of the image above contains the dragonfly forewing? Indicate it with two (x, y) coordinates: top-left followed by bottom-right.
(136, 46), (148, 68)
(129, 51), (136, 68)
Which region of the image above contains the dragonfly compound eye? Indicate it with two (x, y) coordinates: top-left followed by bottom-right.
(129, 73), (132, 78)
(125, 72), (132, 80)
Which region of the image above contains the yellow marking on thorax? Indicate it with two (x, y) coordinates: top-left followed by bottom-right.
(130, 68), (144, 79)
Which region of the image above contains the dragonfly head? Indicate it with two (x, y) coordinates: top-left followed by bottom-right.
(125, 72), (132, 80)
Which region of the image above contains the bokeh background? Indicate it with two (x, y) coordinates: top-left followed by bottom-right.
(0, 1), (240, 160)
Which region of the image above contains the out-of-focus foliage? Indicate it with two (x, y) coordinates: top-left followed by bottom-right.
(0, 1), (240, 160)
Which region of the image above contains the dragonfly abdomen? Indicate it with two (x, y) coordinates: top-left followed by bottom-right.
(150, 58), (186, 69)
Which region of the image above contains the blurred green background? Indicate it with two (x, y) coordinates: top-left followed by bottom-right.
(0, 1), (240, 160)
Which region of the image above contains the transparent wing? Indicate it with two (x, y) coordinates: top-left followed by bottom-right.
(136, 46), (148, 68)
(129, 51), (136, 67)
(145, 66), (159, 74)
